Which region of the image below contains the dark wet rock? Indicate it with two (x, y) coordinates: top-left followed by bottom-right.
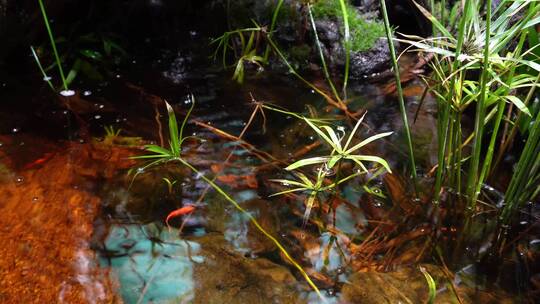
(312, 15), (390, 79)
(190, 233), (305, 304)
(349, 38), (391, 78)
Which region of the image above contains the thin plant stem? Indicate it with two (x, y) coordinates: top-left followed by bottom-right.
(307, 4), (341, 102)
(177, 158), (325, 302)
(37, 0), (68, 91)
(30, 46), (54, 90)
(338, 0), (350, 95)
(466, 0), (492, 207)
(263, 0), (284, 63)
(434, 0), (471, 203)
(380, 0), (417, 181)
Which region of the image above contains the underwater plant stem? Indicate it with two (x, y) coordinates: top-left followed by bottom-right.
(338, 0), (350, 95)
(465, 0), (492, 207)
(379, 0), (417, 181)
(37, 0), (68, 91)
(307, 4), (341, 102)
(263, 0), (284, 63)
(176, 158), (325, 301)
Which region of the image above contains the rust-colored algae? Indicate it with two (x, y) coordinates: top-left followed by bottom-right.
(0, 140), (133, 303)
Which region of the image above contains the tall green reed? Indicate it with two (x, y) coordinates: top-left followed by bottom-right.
(403, 0), (540, 208)
(401, 0), (539, 253)
(338, 0), (350, 94)
(379, 0), (417, 181)
(465, 0), (492, 210)
(262, 0), (284, 63)
(37, 0), (69, 92)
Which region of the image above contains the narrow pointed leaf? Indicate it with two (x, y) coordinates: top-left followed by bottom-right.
(345, 131), (393, 154)
(347, 155), (392, 173)
(285, 156), (330, 170)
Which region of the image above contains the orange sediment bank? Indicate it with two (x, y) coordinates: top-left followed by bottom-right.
(0, 139), (134, 303)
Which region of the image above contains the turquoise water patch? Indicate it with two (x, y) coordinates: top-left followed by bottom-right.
(100, 224), (203, 304)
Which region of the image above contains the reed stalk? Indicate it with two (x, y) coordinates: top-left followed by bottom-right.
(37, 0), (68, 91)
(263, 0), (284, 63)
(433, 0), (472, 203)
(501, 106), (540, 224)
(307, 4), (341, 102)
(465, 0), (491, 207)
(338, 0), (350, 95)
(379, 0), (417, 181)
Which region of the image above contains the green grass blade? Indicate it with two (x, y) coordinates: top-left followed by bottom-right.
(307, 4), (341, 101)
(380, 0), (417, 180)
(263, 0), (285, 63)
(343, 111), (366, 151)
(419, 266), (437, 304)
(346, 155), (392, 173)
(30, 46), (54, 90)
(338, 0), (350, 94)
(165, 101), (180, 157)
(344, 131), (394, 154)
(285, 156), (330, 171)
(37, 0), (68, 91)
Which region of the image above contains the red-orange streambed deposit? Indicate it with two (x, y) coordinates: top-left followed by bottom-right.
(0, 136), (134, 303)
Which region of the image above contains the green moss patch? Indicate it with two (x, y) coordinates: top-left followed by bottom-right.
(312, 0), (385, 52)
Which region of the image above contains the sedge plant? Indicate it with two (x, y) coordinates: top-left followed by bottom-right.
(399, 0), (540, 255)
(401, 0), (540, 206)
(271, 112), (393, 224)
(132, 96), (325, 301)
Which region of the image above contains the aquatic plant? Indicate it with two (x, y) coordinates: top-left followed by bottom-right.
(211, 27), (265, 84)
(272, 112), (393, 223)
(36, 0), (70, 94)
(379, 0), (418, 181)
(162, 177), (178, 195)
(212, 24), (347, 110)
(419, 266), (437, 304)
(499, 105), (540, 228)
(262, 0), (285, 63)
(401, 0), (539, 204)
(132, 98), (325, 300)
(30, 46), (54, 90)
(132, 97), (195, 168)
(399, 0), (540, 259)
(56, 33), (127, 86)
(307, 3), (341, 101)
(215, 0), (384, 108)
(34, 1), (126, 92)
